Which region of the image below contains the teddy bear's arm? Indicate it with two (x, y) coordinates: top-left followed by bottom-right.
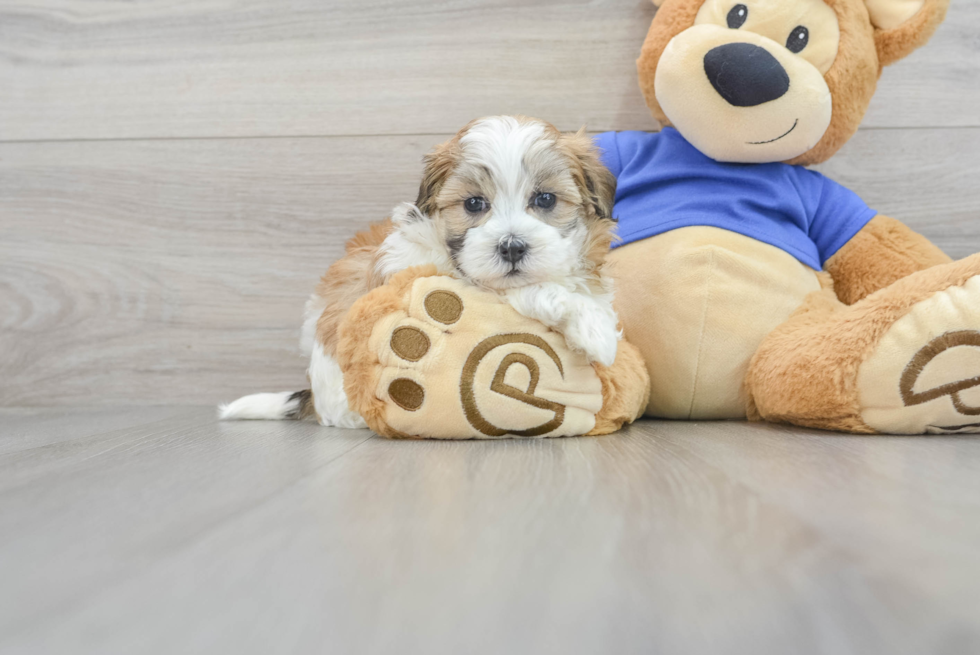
(824, 215), (951, 305)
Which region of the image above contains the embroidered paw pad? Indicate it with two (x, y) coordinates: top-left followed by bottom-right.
(350, 274), (606, 439)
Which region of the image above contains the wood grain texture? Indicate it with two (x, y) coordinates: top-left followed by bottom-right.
(0, 405), (188, 454)
(1, 409), (979, 654)
(0, 134), (444, 405)
(3, 127), (979, 406)
(0, 0), (977, 142)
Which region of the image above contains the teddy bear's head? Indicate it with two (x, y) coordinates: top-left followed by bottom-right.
(638, 0), (948, 165)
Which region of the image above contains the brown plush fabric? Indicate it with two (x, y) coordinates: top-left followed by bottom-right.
(587, 340), (652, 436)
(785, 0), (880, 166)
(336, 266), (435, 439)
(825, 214), (952, 304)
(874, 0), (949, 67)
(746, 253), (980, 433)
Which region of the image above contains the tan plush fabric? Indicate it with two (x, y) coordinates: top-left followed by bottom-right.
(865, 0), (925, 30)
(654, 22), (834, 163)
(696, 0), (842, 73)
(609, 227), (821, 419)
(858, 276), (980, 434)
(746, 254), (980, 433)
(338, 270), (647, 439)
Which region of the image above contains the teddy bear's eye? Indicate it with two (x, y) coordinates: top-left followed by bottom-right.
(727, 4), (748, 29)
(787, 26), (809, 53)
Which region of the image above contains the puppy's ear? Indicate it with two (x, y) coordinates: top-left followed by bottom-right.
(559, 129), (618, 272)
(390, 202), (427, 226)
(561, 129), (617, 223)
(866, 0), (949, 67)
(416, 137), (460, 216)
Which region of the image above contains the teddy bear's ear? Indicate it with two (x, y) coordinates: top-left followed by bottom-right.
(865, 0), (949, 67)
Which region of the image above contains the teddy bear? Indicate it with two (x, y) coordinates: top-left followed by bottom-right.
(604, 0), (977, 434)
(338, 0), (976, 437)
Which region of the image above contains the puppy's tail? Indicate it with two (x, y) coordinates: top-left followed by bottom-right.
(218, 390), (314, 421)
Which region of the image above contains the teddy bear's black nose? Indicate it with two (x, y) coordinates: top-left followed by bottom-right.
(704, 43), (790, 107)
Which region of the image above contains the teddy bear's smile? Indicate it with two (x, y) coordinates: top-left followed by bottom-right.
(747, 118), (798, 145)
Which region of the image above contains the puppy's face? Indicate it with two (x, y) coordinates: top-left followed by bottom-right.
(416, 116), (616, 290)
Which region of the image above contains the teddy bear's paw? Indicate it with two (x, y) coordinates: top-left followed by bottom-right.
(349, 275), (608, 439)
(858, 274), (980, 435)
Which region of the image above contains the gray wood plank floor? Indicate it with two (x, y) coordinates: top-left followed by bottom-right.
(1, 408), (979, 655)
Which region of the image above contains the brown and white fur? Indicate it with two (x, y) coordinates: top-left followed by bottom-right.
(219, 116), (620, 426)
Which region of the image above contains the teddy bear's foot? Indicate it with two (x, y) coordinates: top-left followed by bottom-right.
(335, 269), (638, 439)
(748, 254), (980, 435)
(858, 275), (980, 434)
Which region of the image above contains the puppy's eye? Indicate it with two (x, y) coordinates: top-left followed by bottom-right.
(532, 193), (557, 210)
(786, 26), (809, 53)
(727, 4), (748, 29)
(464, 197), (489, 214)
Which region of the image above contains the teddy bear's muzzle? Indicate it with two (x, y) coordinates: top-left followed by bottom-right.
(654, 24), (832, 164)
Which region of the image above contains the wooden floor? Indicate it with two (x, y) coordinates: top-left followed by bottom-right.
(2, 407), (979, 654)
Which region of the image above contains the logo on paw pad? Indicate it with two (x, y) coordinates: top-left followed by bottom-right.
(383, 287), (572, 437)
(901, 330), (980, 424)
(460, 334), (567, 438)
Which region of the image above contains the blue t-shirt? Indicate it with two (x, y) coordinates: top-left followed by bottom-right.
(594, 128), (877, 270)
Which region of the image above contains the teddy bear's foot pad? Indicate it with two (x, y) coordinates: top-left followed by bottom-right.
(858, 275), (980, 434)
(343, 272), (608, 439)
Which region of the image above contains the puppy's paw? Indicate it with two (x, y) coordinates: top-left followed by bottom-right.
(563, 309), (620, 367)
(505, 284), (574, 329)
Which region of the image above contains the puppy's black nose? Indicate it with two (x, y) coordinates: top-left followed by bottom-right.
(703, 43), (790, 107)
(498, 236), (528, 264)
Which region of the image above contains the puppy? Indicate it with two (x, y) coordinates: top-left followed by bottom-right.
(220, 116), (620, 426)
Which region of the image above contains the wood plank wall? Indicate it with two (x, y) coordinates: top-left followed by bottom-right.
(2, 0), (978, 406)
